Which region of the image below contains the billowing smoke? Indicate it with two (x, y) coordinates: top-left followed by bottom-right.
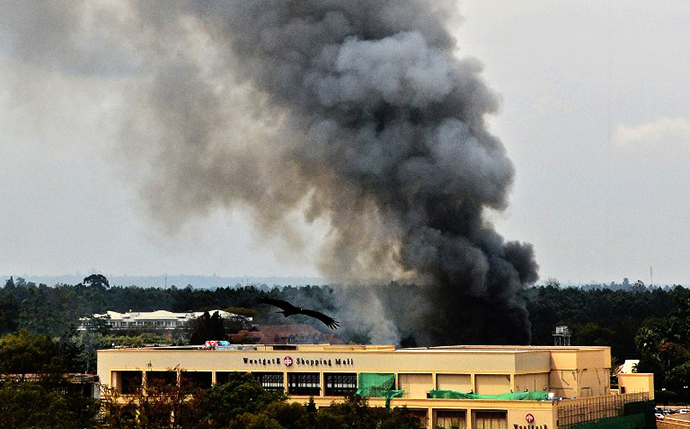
(1, 0), (538, 345)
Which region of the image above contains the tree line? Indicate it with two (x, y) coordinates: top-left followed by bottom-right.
(0, 276), (336, 338)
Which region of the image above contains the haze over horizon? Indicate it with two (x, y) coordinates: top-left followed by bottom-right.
(2, 1), (690, 287)
(0, 273), (679, 290)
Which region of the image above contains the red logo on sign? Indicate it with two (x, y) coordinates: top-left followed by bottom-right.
(284, 356), (293, 366)
(525, 413), (535, 423)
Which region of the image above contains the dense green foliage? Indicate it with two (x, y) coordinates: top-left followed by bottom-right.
(0, 276), (336, 339)
(0, 329), (60, 376)
(0, 330), (100, 429)
(0, 381), (94, 429)
(630, 288), (690, 402)
(526, 284), (678, 359)
(188, 311), (227, 345)
(195, 372), (287, 425)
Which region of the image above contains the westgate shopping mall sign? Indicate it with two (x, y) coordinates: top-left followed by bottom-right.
(242, 356), (354, 368)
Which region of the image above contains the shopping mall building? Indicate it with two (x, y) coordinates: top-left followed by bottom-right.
(97, 344), (655, 429)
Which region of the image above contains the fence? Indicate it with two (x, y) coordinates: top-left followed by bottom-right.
(556, 392), (651, 428)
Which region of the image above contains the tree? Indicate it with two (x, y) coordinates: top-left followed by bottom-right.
(83, 274), (110, 289)
(635, 324), (662, 356)
(101, 379), (195, 429)
(227, 413), (285, 429)
(574, 323), (617, 347)
(0, 292), (19, 335)
(315, 396), (423, 429)
(188, 311), (226, 345)
(195, 372), (285, 427)
(0, 330), (100, 429)
(259, 401), (314, 429)
(0, 381), (97, 429)
(632, 280), (647, 293)
(0, 329), (59, 378)
(59, 325), (89, 373)
(668, 361), (690, 392)
(544, 278), (561, 289)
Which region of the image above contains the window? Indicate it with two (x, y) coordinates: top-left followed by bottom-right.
(146, 371), (177, 390)
(405, 409), (429, 427)
(325, 373), (357, 396)
(181, 371), (212, 391)
(253, 372), (285, 392)
(436, 410), (467, 429)
(117, 371), (142, 394)
(399, 373), (432, 398)
(288, 373), (320, 396)
(215, 371), (244, 385)
(474, 411), (507, 429)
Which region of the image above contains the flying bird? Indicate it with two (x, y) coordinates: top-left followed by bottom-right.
(257, 297), (340, 329)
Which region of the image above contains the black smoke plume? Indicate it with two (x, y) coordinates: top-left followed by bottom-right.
(1, 0), (538, 345)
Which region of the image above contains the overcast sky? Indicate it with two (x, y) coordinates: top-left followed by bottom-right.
(1, 1), (689, 285)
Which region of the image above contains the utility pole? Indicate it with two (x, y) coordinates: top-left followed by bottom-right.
(650, 266), (653, 288)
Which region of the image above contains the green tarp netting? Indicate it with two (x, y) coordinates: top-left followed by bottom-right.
(429, 390), (551, 401)
(355, 373), (403, 407)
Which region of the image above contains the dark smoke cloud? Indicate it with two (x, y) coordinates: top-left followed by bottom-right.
(2, 0), (538, 345)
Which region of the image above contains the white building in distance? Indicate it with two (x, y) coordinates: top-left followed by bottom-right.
(78, 310), (250, 332)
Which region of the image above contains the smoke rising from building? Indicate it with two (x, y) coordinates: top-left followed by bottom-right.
(1, 0), (538, 345)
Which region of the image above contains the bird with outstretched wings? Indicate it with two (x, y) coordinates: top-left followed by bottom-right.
(257, 297), (340, 329)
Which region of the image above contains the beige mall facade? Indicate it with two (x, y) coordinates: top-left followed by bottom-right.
(98, 344), (654, 429)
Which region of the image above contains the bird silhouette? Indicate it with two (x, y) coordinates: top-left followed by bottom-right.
(257, 297), (339, 329)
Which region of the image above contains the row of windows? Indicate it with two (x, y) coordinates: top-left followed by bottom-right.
(325, 373), (358, 396)
(114, 372), (507, 429)
(254, 372), (285, 392)
(118, 371), (213, 394)
(433, 411), (507, 429)
(109, 320), (181, 327)
(115, 371), (360, 396)
(288, 373), (321, 396)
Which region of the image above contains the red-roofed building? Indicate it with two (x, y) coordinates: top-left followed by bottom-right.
(229, 324), (342, 344)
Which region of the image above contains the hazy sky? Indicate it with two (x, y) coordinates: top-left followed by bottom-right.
(1, 1), (689, 285)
